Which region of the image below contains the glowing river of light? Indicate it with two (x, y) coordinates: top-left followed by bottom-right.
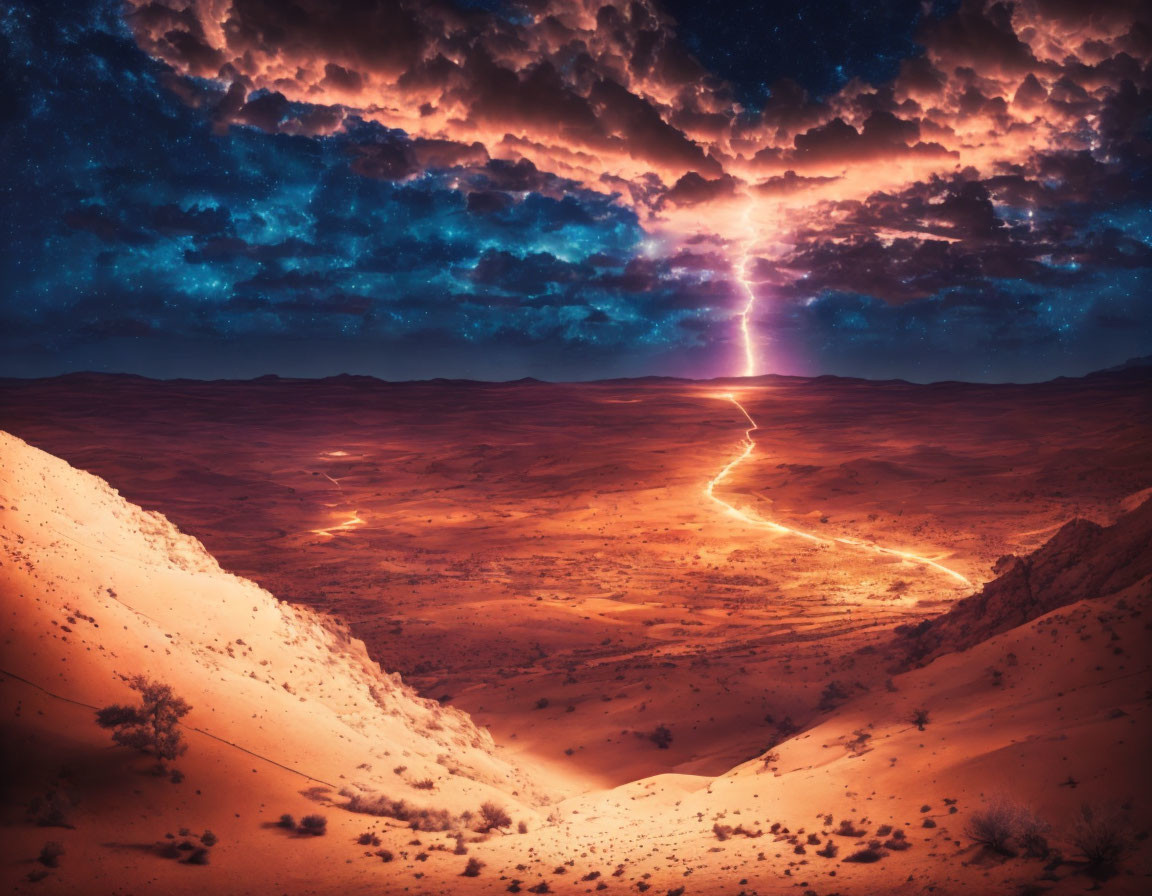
(705, 392), (973, 587)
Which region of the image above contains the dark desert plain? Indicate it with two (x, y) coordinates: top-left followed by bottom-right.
(3, 367), (1151, 895)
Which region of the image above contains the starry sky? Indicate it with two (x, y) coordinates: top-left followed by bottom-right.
(1, 0), (1150, 382)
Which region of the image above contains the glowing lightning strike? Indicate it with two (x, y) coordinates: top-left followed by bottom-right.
(705, 392), (973, 587)
(735, 202), (759, 378)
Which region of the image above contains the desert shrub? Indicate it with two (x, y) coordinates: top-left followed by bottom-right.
(463, 857), (485, 877)
(184, 847), (210, 865)
(883, 829), (910, 851)
(27, 790), (73, 828)
(835, 819), (866, 837)
(922, 817), (937, 828)
(479, 802), (512, 832)
(527, 883), (551, 894)
(38, 842), (64, 868)
(96, 676), (191, 763)
(299, 814), (327, 836)
(813, 839), (838, 858)
(200, 830), (217, 847)
(1019, 813), (1050, 858)
(843, 846), (885, 863)
(517, 820), (528, 834)
(277, 813), (295, 829)
(453, 834), (468, 855)
(910, 708), (931, 731)
(818, 681), (850, 711)
(712, 823), (732, 841)
(341, 788), (455, 831)
(648, 725), (673, 749)
(965, 801), (1026, 855)
(876, 824), (892, 837)
(668, 888), (685, 896)
(412, 778), (435, 791)
(806, 833), (821, 845)
(375, 849), (394, 862)
(358, 832), (380, 846)
(158, 841), (182, 859)
(1072, 804), (1130, 878)
(535, 698), (550, 710)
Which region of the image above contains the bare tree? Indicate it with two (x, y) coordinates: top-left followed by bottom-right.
(96, 676), (191, 763)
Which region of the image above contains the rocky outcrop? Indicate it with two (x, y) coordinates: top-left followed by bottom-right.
(894, 498), (1152, 667)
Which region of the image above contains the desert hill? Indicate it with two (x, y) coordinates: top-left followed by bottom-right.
(894, 498), (1152, 667)
(0, 431), (550, 894)
(2, 430), (1150, 894)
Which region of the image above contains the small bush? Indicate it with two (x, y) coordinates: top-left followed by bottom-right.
(818, 680), (850, 711)
(910, 708), (930, 731)
(200, 830), (217, 847)
(479, 802), (512, 832)
(277, 813), (295, 829)
(38, 842), (64, 868)
(299, 814), (327, 836)
(463, 857), (485, 877)
(184, 847), (210, 865)
(1019, 813), (1050, 858)
(517, 820), (528, 834)
(843, 846), (885, 863)
(836, 819), (866, 837)
(816, 839), (839, 858)
(648, 725), (673, 749)
(412, 778), (435, 791)
(1072, 804), (1130, 878)
(375, 849), (394, 862)
(965, 801), (1026, 855)
(27, 791), (73, 828)
(712, 823), (732, 841)
(341, 788), (455, 831)
(358, 832), (381, 846)
(883, 829), (910, 851)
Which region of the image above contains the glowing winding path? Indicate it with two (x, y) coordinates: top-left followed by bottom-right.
(706, 392), (973, 587)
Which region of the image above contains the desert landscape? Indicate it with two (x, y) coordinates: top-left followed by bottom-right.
(4, 0), (1152, 892)
(2, 366), (1150, 894)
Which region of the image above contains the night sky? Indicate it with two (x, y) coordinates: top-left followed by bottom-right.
(2, 0), (1150, 382)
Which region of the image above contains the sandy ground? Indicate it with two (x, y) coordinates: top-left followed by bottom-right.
(1, 370), (1148, 788)
(1, 421), (1150, 895)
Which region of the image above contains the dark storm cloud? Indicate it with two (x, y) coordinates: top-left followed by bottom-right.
(2, 0), (1151, 382)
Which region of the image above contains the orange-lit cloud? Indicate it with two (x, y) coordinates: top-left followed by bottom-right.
(121, 0), (1152, 373)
